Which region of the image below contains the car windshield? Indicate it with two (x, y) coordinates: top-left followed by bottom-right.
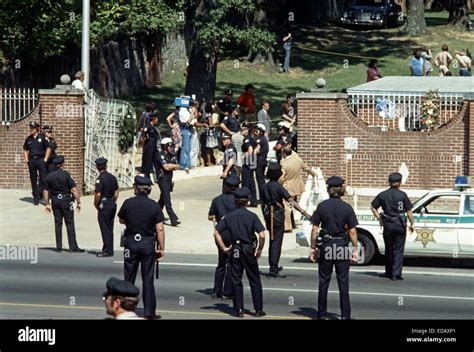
(353, 0), (386, 6)
(412, 192), (429, 210)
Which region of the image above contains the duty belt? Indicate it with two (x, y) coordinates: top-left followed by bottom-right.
(232, 240), (253, 245)
(31, 155), (44, 160)
(54, 194), (71, 200)
(125, 233), (155, 242)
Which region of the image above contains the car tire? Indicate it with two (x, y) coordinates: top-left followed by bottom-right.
(353, 231), (376, 265)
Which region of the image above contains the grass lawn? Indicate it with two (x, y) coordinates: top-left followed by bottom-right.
(127, 11), (474, 119)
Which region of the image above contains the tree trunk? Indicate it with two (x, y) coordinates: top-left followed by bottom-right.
(402, 0), (427, 35)
(447, 0), (471, 30)
(183, 0), (218, 102)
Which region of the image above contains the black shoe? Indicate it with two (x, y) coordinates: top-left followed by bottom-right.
(97, 253), (113, 257)
(277, 266), (283, 272)
(34, 199), (39, 206)
(54, 248), (62, 253)
(318, 316), (330, 320)
(255, 310), (266, 317)
(211, 293), (222, 299)
(144, 314), (162, 320)
(341, 316), (352, 320)
(379, 273), (392, 278)
(222, 295), (233, 300)
(171, 220), (181, 227)
(70, 248), (85, 253)
(268, 271), (285, 278)
(391, 276), (404, 281)
(234, 309), (244, 318)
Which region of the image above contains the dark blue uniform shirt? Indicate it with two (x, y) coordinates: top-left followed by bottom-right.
(23, 133), (49, 158)
(254, 136), (269, 164)
(46, 137), (57, 156)
(216, 207), (266, 244)
(209, 193), (236, 222)
(95, 171), (119, 199)
(223, 115), (240, 133)
(157, 151), (178, 179)
(118, 195), (164, 236)
(217, 99), (232, 122)
(241, 136), (256, 166)
(371, 188), (413, 217)
(261, 180), (291, 207)
(45, 169), (76, 195)
(311, 197), (358, 235)
(223, 143), (238, 170)
(143, 123), (159, 145)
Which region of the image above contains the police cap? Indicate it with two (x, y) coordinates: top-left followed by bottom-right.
(95, 157), (108, 166)
(149, 112), (159, 119)
(29, 121), (40, 129)
(234, 187), (251, 199)
(103, 277), (139, 298)
(52, 155), (65, 165)
(389, 172), (403, 183)
(266, 162), (283, 180)
(224, 175), (240, 187)
(221, 133), (232, 140)
(42, 125), (53, 132)
(134, 175), (153, 186)
(224, 89), (233, 96)
(326, 176), (345, 187)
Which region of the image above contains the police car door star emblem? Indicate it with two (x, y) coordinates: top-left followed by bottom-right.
(415, 228), (436, 248)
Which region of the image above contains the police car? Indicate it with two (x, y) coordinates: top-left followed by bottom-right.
(296, 177), (474, 264)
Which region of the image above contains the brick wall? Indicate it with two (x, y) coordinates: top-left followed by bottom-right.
(0, 88), (85, 194)
(297, 93), (472, 189)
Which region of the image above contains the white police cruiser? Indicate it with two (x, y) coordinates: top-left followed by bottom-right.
(297, 176), (474, 264)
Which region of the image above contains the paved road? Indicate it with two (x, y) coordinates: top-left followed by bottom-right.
(1, 250), (473, 320)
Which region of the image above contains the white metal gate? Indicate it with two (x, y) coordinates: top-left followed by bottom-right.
(84, 89), (136, 193)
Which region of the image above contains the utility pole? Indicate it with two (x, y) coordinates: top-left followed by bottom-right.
(81, 0), (90, 89)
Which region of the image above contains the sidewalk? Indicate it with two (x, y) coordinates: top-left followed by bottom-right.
(0, 168), (309, 259)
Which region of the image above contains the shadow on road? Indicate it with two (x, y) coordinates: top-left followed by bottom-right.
(19, 197), (36, 205)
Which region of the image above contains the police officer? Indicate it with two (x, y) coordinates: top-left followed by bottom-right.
(215, 89), (233, 123)
(141, 112), (160, 179)
(214, 187), (266, 318)
(252, 123), (269, 203)
(23, 121), (51, 205)
(94, 158), (119, 257)
(43, 155), (84, 253)
(309, 176), (359, 320)
(262, 162), (311, 277)
(103, 277), (142, 320)
(220, 106), (240, 137)
(156, 138), (180, 226)
(241, 126), (258, 207)
(208, 175), (240, 299)
(118, 175), (165, 320)
(273, 121), (294, 163)
(221, 133), (238, 191)
(371, 172), (415, 280)
(42, 125), (58, 173)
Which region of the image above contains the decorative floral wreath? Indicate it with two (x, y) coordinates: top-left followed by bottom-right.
(420, 90), (440, 132)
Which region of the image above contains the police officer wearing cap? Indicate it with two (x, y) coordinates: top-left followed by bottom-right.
(43, 155), (84, 253)
(214, 187), (266, 318)
(371, 172), (415, 281)
(157, 138), (181, 226)
(252, 123), (269, 203)
(273, 121), (294, 163)
(42, 125), (58, 173)
(94, 158), (119, 257)
(208, 175), (240, 299)
(216, 89), (233, 123)
(262, 162), (311, 277)
(141, 112), (160, 179)
(309, 176), (359, 320)
(103, 277), (142, 320)
(220, 106), (240, 137)
(118, 175), (165, 319)
(23, 121), (51, 205)
(221, 133), (238, 191)
(241, 126), (258, 207)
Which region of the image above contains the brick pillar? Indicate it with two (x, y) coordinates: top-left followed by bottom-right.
(0, 87), (85, 192)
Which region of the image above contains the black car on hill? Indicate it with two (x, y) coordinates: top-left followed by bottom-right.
(341, 0), (403, 28)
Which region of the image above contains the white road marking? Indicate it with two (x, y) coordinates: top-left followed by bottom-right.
(113, 261), (474, 277)
(260, 287), (474, 301)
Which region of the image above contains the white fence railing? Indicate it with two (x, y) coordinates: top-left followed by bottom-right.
(347, 92), (464, 131)
(84, 89), (136, 193)
(0, 88), (39, 124)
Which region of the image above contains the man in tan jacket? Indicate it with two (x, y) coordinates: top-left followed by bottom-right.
(279, 147), (316, 232)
